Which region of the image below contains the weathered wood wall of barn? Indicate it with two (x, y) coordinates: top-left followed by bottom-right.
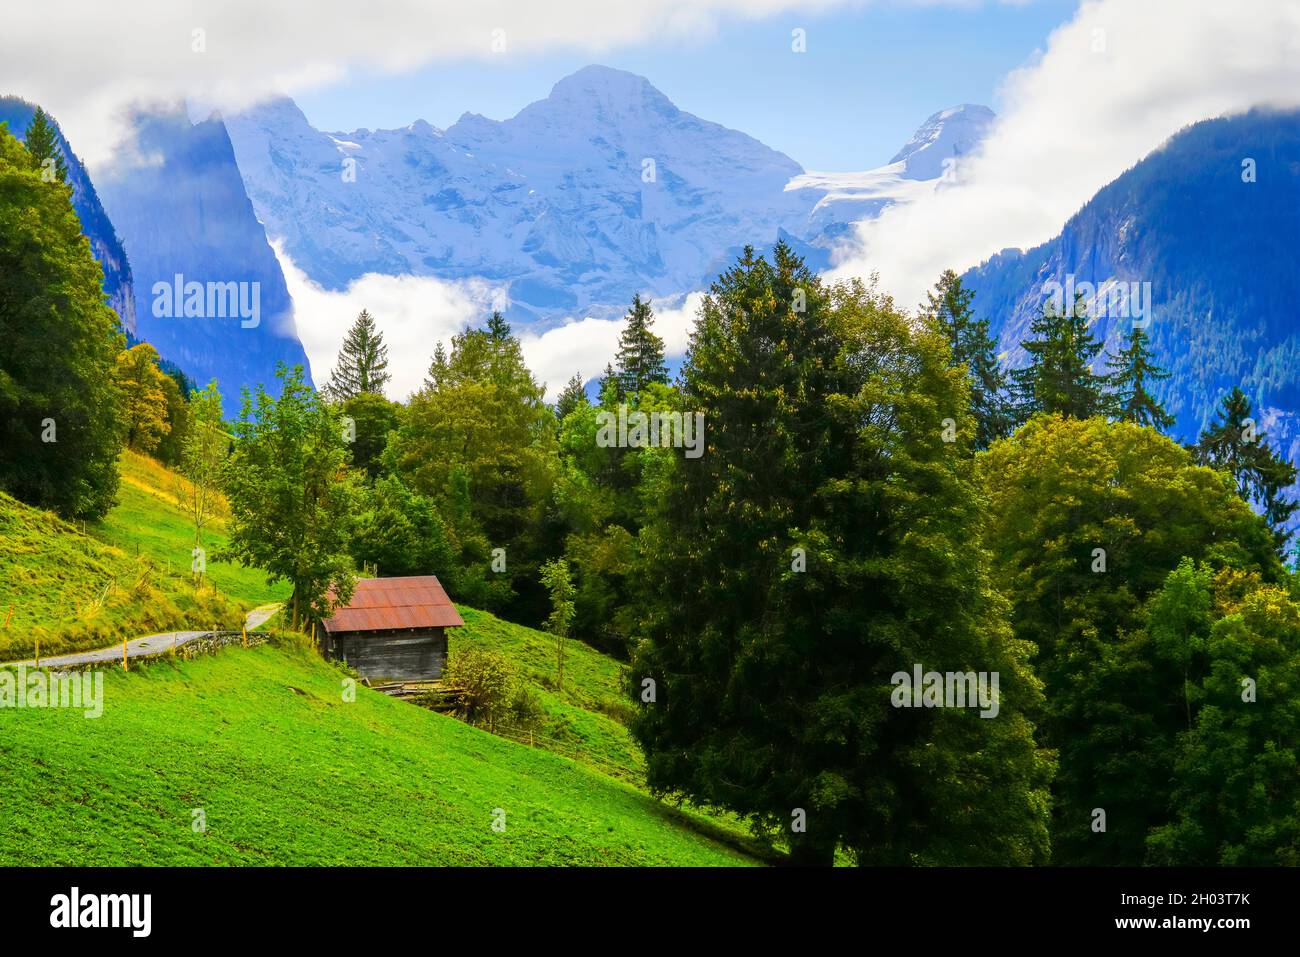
(328, 628), (448, 681)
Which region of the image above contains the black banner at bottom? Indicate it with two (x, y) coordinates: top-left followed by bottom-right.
(0, 866), (1281, 942)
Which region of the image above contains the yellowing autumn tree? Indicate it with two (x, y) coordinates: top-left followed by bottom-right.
(114, 342), (171, 453)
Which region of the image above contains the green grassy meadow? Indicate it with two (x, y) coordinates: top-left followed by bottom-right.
(0, 489), (244, 661)
(0, 638), (757, 865)
(92, 450), (290, 606)
(0, 451), (764, 866)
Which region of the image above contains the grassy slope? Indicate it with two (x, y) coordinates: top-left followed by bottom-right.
(0, 640), (756, 866)
(0, 490), (243, 660)
(2, 452), (762, 863)
(109, 452), (644, 782)
(453, 608), (645, 782)
(93, 451), (290, 606)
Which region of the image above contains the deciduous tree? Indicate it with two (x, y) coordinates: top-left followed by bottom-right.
(221, 365), (356, 631)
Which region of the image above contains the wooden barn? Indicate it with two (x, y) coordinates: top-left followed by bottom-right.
(320, 576), (464, 682)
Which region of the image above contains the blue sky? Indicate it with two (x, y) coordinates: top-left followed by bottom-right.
(295, 1), (1080, 171)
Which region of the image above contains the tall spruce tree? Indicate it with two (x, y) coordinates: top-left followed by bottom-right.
(629, 243), (1052, 866)
(1010, 293), (1109, 422)
(921, 270), (1012, 448)
(554, 373), (588, 420)
(1106, 325), (1173, 430)
(615, 293), (669, 397)
(1194, 386), (1298, 552)
(23, 107), (68, 184)
(598, 361), (621, 405)
(325, 309), (390, 400)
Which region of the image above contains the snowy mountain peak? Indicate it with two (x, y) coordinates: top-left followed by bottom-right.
(888, 103), (996, 180)
(542, 65), (676, 117)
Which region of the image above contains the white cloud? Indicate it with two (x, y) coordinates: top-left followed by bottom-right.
(827, 0), (1300, 305)
(2, 1), (1034, 166)
(519, 292), (705, 399)
(280, 239), (705, 401)
(1, 0), (852, 166)
(276, 243), (505, 401)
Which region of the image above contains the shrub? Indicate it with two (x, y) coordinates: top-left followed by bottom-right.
(442, 648), (514, 730)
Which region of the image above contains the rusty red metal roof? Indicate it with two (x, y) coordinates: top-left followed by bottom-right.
(322, 576), (465, 634)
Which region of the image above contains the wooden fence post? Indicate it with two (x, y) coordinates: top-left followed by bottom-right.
(242, 626), (248, 648)
(34, 639), (40, 668)
(122, 638), (128, 672)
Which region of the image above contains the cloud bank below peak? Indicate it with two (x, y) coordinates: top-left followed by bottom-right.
(278, 242), (702, 402)
(826, 0), (1300, 306)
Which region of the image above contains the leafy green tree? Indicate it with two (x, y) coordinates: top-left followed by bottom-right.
(325, 309), (390, 400)
(340, 391), (401, 481)
(442, 648), (516, 731)
(1145, 565), (1300, 865)
(178, 381), (227, 566)
(540, 558), (576, 692)
(553, 373), (588, 421)
(350, 475), (455, 579)
(221, 365), (356, 631)
(114, 342), (172, 454)
(23, 107), (67, 184)
(1010, 294), (1110, 422)
(615, 293), (669, 397)
(551, 379), (689, 655)
(154, 373), (190, 466)
(921, 270), (1012, 448)
(978, 415), (1284, 863)
(630, 243), (1052, 866)
(0, 124), (124, 519)
(387, 313), (557, 618)
(1106, 325), (1173, 430)
(1194, 386), (1298, 552)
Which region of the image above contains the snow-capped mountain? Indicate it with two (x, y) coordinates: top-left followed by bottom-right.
(790, 104), (996, 245)
(225, 66), (995, 322)
(226, 66), (823, 321)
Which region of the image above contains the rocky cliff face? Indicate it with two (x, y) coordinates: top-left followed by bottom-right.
(95, 104), (311, 415)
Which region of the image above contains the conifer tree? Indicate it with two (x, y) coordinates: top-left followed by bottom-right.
(598, 362), (621, 405)
(325, 309), (390, 400)
(630, 243), (1052, 866)
(1106, 326), (1173, 430)
(921, 270), (1012, 448)
(424, 341), (449, 391)
(1010, 293), (1109, 422)
(615, 293), (669, 397)
(487, 309), (512, 342)
(554, 373), (588, 420)
(23, 107), (67, 184)
(1194, 386), (1298, 551)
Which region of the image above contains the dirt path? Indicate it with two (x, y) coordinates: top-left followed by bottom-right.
(1, 603), (281, 670)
